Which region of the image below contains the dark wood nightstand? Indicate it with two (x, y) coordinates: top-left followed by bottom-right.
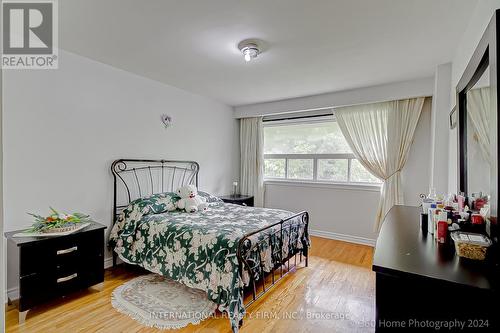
(5, 222), (106, 323)
(219, 195), (254, 207)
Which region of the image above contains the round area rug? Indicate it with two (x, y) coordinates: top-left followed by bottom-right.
(111, 274), (217, 330)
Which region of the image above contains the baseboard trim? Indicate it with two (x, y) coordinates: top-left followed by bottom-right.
(104, 256), (114, 269)
(6, 287), (19, 302)
(6, 257), (115, 301)
(309, 229), (376, 247)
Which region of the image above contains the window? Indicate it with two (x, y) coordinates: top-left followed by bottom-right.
(263, 119), (381, 184)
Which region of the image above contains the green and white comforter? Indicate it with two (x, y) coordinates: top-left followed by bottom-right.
(109, 192), (309, 332)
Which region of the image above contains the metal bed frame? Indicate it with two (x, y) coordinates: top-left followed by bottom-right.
(110, 159), (309, 315)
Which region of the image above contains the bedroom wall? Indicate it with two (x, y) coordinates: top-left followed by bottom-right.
(448, 0), (500, 192)
(264, 98), (432, 244)
(2, 50), (239, 294)
(235, 77), (434, 118)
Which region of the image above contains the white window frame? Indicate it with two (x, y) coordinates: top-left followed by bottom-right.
(263, 118), (381, 186)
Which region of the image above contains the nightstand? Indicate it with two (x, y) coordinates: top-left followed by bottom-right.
(5, 222), (106, 324)
(219, 194), (254, 207)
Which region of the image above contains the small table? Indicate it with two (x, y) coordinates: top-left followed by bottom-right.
(219, 194), (254, 207)
(5, 222), (106, 323)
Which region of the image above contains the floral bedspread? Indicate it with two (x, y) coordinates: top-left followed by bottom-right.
(109, 192), (309, 332)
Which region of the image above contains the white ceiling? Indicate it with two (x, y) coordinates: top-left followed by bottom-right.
(60, 0), (478, 106)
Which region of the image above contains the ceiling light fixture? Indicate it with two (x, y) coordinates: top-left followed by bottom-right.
(238, 40), (260, 62)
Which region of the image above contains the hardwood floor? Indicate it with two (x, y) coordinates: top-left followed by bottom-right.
(5, 236), (375, 333)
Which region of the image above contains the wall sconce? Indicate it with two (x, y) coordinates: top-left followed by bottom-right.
(161, 114), (173, 129)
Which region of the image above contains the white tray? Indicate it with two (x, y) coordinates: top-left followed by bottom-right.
(13, 223), (91, 238)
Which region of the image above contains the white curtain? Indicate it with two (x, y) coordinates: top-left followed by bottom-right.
(335, 97), (425, 231)
(240, 117), (265, 207)
(467, 87), (490, 164)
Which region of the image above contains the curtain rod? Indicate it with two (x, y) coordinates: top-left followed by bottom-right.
(263, 113), (333, 123)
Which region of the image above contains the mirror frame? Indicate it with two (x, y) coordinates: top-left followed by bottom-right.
(457, 10), (499, 229)
(457, 50), (489, 195)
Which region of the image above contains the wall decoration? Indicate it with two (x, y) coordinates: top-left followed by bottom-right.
(449, 106), (457, 129)
(161, 114), (173, 129)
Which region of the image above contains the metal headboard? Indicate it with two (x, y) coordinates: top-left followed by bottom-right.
(111, 159), (199, 226)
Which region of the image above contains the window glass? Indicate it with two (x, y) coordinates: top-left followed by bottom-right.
(264, 121), (351, 154)
(264, 159), (286, 178)
(317, 159), (348, 181)
(350, 159), (381, 183)
(287, 159), (313, 180)
(263, 120), (380, 185)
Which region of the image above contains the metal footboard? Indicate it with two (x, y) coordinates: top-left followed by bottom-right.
(237, 211), (309, 308)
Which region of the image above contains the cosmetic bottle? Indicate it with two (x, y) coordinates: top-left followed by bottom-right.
(428, 204), (437, 235)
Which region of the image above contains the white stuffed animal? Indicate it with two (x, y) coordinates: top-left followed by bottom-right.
(176, 185), (208, 213)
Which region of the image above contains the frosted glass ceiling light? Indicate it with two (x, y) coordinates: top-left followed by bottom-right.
(238, 40), (260, 62)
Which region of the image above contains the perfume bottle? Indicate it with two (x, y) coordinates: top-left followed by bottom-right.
(427, 187), (437, 200)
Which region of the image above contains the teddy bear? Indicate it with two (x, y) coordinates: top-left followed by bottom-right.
(175, 185), (208, 213)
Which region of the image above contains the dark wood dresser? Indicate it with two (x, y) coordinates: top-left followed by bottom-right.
(220, 194), (254, 207)
(5, 222), (106, 323)
(373, 206), (499, 332)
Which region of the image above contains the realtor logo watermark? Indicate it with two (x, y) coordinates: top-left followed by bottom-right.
(2, 0), (58, 69)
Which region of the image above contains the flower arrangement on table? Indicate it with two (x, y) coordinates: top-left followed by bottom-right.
(28, 207), (94, 233)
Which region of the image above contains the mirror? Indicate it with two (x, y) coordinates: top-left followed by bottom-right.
(457, 9), (499, 235)
(466, 65), (490, 198)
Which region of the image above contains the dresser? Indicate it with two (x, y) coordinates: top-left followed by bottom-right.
(373, 206), (499, 332)
(5, 222), (106, 323)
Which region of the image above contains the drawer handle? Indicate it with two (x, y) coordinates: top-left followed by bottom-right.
(57, 273), (77, 283)
(57, 246), (78, 255)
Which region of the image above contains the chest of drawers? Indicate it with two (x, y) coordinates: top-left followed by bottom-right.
(5, 223), (106, 323)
